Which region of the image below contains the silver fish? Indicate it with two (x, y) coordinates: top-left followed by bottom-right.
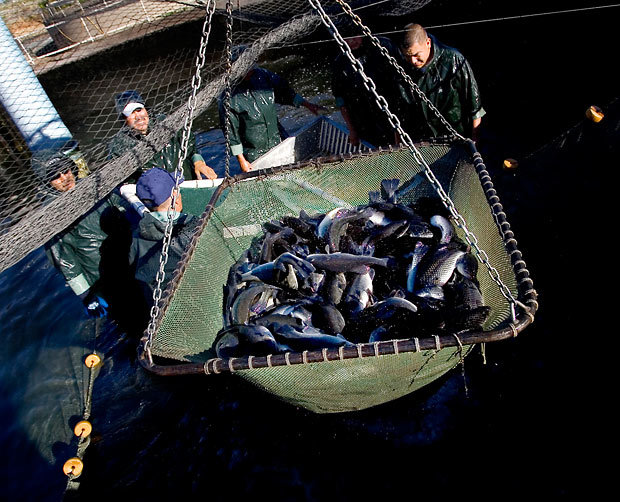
(416, 244), (466, 291)
(430, 214), (455, 244)
(317, 207), (347, 238)
(343, 268), (375, 315)
(306, 252), (389, 274)
(406, 241), (430, 293)
(271, 324), (352, 351)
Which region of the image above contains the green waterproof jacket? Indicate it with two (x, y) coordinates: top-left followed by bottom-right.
(394, 34), (485, 139)
(331, 37), (401, 148)
(107, 115), (205, 182)
(129, 211), (199, 306)
(45, 191), (129, 297)
(219, 67), (304, 162)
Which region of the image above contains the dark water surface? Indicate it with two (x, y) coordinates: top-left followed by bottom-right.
(1, 1), (615, 500)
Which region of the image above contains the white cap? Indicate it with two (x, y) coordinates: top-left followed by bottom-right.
(122, 102), (145, 117)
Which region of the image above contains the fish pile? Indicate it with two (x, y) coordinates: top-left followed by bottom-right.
(214, 179), (490, 359)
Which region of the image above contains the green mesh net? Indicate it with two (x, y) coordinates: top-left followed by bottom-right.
(147, 141), (524, 413)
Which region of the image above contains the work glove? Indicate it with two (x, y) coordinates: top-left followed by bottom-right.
(79, 290), (109, 318)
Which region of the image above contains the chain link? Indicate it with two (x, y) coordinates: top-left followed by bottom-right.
(223, 0), (235, 179)
(308, 0), (519, 312)
(144, 0), (217, 357)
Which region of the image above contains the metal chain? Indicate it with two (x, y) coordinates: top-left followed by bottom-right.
(333, 0), (464, 141)
(144, 0), (217, 357)
(308, 0), (519, 312)
(223, 0), (234, 179)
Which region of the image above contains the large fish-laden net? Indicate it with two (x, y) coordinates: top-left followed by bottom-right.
(0, 0), (431, 273)
(142, 139), (536, 413)
(2, 0), (537, 413)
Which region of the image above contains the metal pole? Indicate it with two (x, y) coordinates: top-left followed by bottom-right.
(0, 16), (73, 153)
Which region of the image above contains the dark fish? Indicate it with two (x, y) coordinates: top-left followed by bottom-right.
(327, 206), (375, 252)
(455, 252), (478, 281)
(253, 313), (305, 330)
(364, 296), (418, 317)
(214, 324), (291, 358)
(240, 261), (278, 284)
(306, 252), (390, 274)
(302, 271), (326, 295)
(304, 302), (346, 335)
(449, 306), (492, 331)
(270, 302), (313, 324)
(324, 272), (347, 305)
(260, 227), (295, 263)
(280, 215), (314, 238)
(271, 324), (352, 352)
(347, 297), (418, 342)
(274, 252), (315, 279)
(368, 325), (389, 342)
(361, 219), (409, 255)
(240, 252), (315, 285)
(231, 283), (280, 325)
(451, 275), (485, 310)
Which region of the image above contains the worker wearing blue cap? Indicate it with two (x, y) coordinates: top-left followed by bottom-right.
(129, 168), (199, 313)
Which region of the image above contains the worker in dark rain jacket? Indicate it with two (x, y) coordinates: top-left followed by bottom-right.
(43, 153), (132, 318)
(331, 29), (400, 148)
(395, 23), (485, 142)
(219, 46), (322, 173)
(129, 167), (199, 317)
(108, 90), (217, 182)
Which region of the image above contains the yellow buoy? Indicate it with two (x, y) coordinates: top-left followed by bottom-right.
(84, 353), (101, 368)
(63, 457), (84, 477)
(503, 158), (519, 170)
(74, 420), (92, 438)
(586, 105), (604, 123)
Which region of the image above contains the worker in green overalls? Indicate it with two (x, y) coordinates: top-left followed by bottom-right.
(395, 23), (485, 143)
(41, 153), (133, 319)
(219, 46), (322, 173)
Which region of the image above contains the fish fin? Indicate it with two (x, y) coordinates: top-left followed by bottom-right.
(369, 191), (382, 204)
(380, 179), (400, 203)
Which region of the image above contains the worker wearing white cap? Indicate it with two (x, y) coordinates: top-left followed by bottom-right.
(108, 90), (217, 181)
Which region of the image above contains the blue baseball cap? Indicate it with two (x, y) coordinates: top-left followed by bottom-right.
(136, 168), (184, 208)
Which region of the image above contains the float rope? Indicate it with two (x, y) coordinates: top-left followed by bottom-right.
(63, 318), (103, 494)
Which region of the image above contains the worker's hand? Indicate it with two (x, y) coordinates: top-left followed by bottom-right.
(80, 291), (108, 318)
(303, 101), (327, 116)
(238, 155), (252, 173)
(194, 160), (217, 180)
